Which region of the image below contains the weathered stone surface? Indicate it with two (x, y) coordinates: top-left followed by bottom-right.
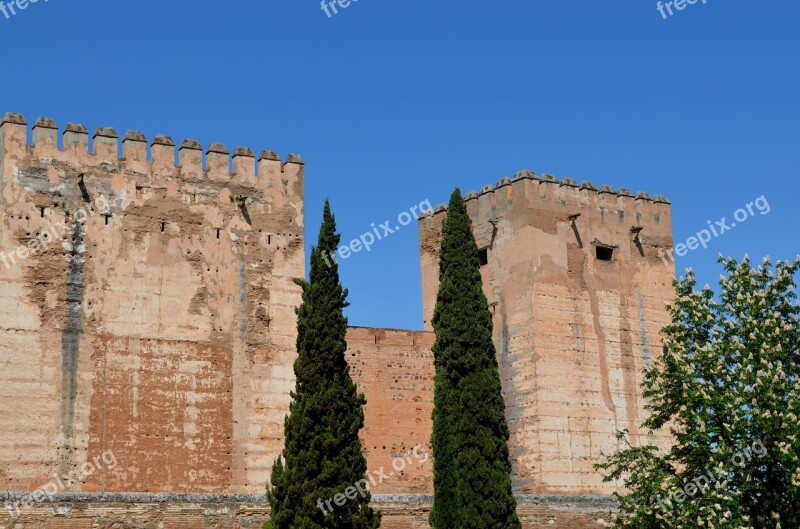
(0, 493), (620, 529)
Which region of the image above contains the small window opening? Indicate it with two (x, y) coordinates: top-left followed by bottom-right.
(596, 246), (614, 261)
(216, 228), (221, 240)
(160, 222), (166, 233)
(39, 207), (46, 218)
(268, 235), (272, 245)
(478, 248), (489, 266)
(103, 214), (111, 225)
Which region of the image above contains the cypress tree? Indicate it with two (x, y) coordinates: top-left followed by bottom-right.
(266, 200), (381, 529)
(429, 189), (521, 529)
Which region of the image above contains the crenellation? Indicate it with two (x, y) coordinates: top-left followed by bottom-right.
(255, 151), (281, 207)
(420, 173), (670, 242)
(0, 114), (27, 168)
(561, 177), (578, 187)
(32, 117), (58, 151)
(1, 115), (305, 202)
(615, 191), (636, 217)
(150, 134), (176, 166)
(233, 146), (256, 182)
(541, 173), (558, 183)
(122, 130), (148, 165)
(281, 154), (304, 200)
(0, 111), (26, 126)
(477, 184), (496, 224)
(513, 169), (537, 181)
(63, 123), (89, 152)
(178, 138), (203, 179)
(93, 127), (119, 161)
(259, 150), (280, 161)
(206, 142), (230, 181)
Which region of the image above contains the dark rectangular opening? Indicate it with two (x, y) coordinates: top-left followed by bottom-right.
(596, 246), (614, 261)
(478, 248), (489, 266)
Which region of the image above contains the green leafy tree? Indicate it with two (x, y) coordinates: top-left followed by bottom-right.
(429, 189), (521, 529)
(597, 256), (800, 529)
(266, 201), (381, 529)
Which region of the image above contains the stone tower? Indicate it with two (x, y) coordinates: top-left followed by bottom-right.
(0, 112), (304, 494)
(418, 173), (675, 494)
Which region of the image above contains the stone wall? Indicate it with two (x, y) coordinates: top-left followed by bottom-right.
(0, 493), (619, 529)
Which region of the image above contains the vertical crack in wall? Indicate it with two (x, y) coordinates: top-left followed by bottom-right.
(617, 286), (639, 430)
(637, 292), (653, 370)
(584, 273), (618, 432)
(239, 258), (247, 342)
(60, 221), (85, 470)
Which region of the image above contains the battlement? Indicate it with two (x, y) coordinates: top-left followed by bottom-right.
(0, 112), (304, 198)
(421, 169), (670, 224)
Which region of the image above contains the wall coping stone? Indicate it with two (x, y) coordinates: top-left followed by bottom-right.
(0, 492), (618, 510)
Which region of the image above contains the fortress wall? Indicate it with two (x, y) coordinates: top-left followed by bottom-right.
(0, 113), (304, 494)
(345, 327), (435, 495)
(1, 110), (677, 528)
(419, 173), (675, 494)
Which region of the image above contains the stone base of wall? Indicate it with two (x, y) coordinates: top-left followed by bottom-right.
(0, 493), (619, 529)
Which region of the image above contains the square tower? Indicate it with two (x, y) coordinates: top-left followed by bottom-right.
(418, 172), (675, 494)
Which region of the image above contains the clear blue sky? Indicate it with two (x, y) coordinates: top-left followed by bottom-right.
(3, 0), (798, 329)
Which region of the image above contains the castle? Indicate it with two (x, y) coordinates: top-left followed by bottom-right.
(0, 112), (675, 528)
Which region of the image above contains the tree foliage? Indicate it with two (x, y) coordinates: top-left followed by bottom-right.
(266, 201), (380, 529)
(597, 256), (800, 529)
(429, 189), (521, 529)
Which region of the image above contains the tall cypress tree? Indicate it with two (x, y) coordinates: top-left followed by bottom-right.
(266, 201), (380, 529)
(429, 189), (521, 529)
